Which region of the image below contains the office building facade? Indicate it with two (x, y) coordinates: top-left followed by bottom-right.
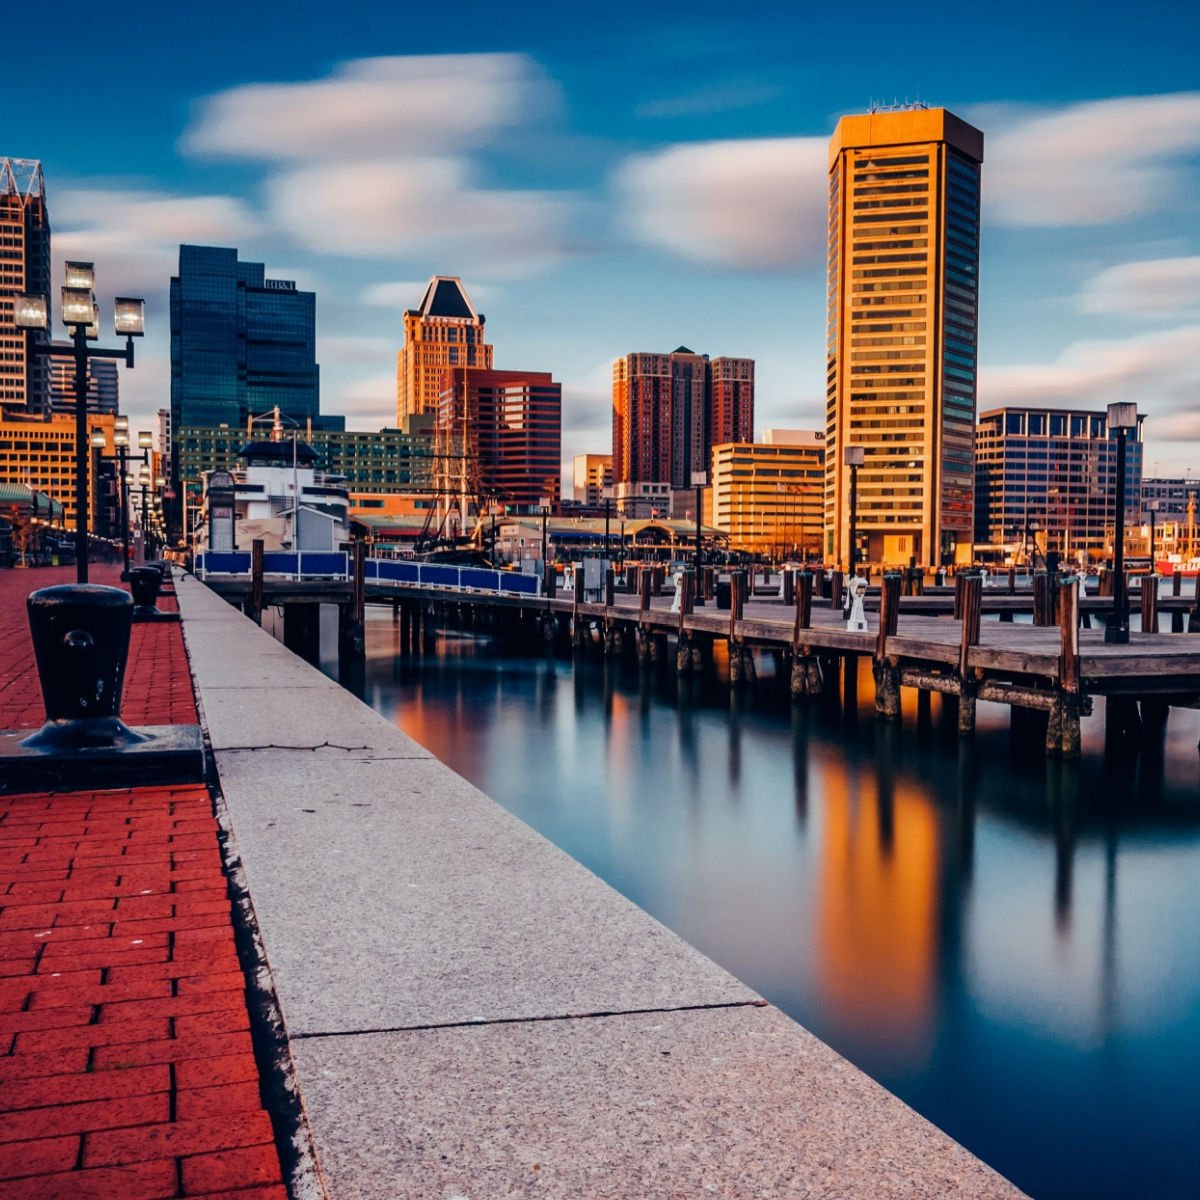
(48, 358), (119, 416)
(974, 406), (1144, 561)
(612, 348), (754, 491)
(572, 453), (613, 506)
(438, 368), (561, 511)
(712, 430), (826, 558)
(825, 106), (983, 568)
(397, 277), (493, 422)
(170, 245), (337, 449)
(0, 408), (115, 532)
(0, 159), (51, 415)
(174, 424), (435, 497)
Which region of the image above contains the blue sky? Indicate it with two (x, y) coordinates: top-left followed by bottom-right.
(5, 0), (1199, 480)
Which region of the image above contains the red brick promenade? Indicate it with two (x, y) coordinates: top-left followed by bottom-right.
(0, 567), (288, 1199)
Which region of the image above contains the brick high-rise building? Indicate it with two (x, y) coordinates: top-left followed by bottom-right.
(825, 106), (983, 568)
(439, 368), (561, 512)
(572, 454), (612, 506)
(612, 348), (754, 490)
(709, 357), (755, 447)
(397, 277), (493, 422)
(0, 159), (51, 415)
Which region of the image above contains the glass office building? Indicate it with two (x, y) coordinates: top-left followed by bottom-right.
(170, 245), (341, 446)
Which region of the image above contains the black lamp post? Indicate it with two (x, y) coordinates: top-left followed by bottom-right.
(692, 470), (706, 605)
(541, 506), (549, 568)
(844, 445), (865, 577)
(91, 418), (152, 580)
(604, 497), (611, 567)
(15, 265), (144, 584)
(1147, 499), (1159, 566)
(1105, 402), (1138, 645)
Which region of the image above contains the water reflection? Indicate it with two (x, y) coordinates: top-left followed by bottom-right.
(329, 608), (1200, 1200)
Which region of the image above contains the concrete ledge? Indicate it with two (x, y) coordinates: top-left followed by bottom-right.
(175, 574), (1025, 1199)
(293, 1007), (1022, 1199)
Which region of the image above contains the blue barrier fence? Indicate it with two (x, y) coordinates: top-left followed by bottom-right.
(195, 552), (541, 597)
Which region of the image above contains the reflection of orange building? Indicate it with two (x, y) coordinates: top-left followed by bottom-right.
(814, 758), (940, 1062)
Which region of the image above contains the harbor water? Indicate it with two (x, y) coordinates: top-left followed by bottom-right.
(312, 603), (1200, 1200)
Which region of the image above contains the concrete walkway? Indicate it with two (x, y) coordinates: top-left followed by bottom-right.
(178, 573), (1026, 1199)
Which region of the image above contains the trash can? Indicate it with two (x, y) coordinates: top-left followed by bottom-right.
(716, 579), (732, 610)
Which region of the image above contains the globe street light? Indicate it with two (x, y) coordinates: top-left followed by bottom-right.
(15, 263), (144, 583)
(1105, 402), (1138, 645)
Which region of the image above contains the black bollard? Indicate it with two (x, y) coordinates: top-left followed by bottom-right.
(129, 566), (178, 623)
(0, 585), (202, 792)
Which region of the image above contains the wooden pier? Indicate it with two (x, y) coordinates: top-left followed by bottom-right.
(199, 560), (1200, 760)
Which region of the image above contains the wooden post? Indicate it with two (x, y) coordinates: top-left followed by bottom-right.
(796, 571), (813, 633)
(957, 573), (982, 736)
(1172, 571), (1182, 597)
(572, 566), (585, 650)
(873, 572), (902, 721)
(638, 568), (651, 615)
(1007, 566), (1016, 595)
(953, 572), (964, 620)
(250, 538), (264, 624)
(1033, 571), (1051, 626)
(830, 570), (844, 611)
(544, 564), (557, 598)
(782, 568), (795, 606)
(604, 566), (615, 608)
(1141, 574), (1159, 635)
(675, 572), (693, 674)
(652, 567), (664, 597)
(1052, 576), (1082, 757)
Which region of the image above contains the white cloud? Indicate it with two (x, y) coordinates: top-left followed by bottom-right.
(982, 93), (1200, 227)
(333, 371), (400, 430)
(614, 137), (827, 270)
(182, 54), (559, 162)
(1079, 256), (1200, 317)
(981, 325), (1200, 409)
(318, 335), (397, 366)
(635, 81), (784, 121)
(52, 189), (260, 296)
(266, 158), (575, 276)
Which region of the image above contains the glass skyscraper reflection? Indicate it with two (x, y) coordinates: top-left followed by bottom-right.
(170, 245), (340, 443)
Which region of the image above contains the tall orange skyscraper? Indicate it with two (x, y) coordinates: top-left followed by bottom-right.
(396, 276), (493, 422)
(824, 107), (983, 568)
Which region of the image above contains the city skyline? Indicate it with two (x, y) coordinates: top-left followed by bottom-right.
(3, 1), (1199, 483)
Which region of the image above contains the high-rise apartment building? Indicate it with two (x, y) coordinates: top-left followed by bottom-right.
(612, 348), (754, 491)
(825, 106), (983, 568)
(974, 406), (1143, 561)
(438, 368), (561, 512)
(48, 358), (119, 416)
(397, 277), (493, 422)
(0, 159), (51, 415)
(572, 454), (612, 506)
(709, 357), (755, 447)
(170, 245), (337, 447)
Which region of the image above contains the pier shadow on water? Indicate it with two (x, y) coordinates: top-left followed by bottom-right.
(305, 605), (1200, 1200)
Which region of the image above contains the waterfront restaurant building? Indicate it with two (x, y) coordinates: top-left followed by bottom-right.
(974, 406), (1144, 562)
(824, 106), (983, 568)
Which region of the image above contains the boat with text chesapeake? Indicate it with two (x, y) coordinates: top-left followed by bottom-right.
(1156, 557), (1200, 578)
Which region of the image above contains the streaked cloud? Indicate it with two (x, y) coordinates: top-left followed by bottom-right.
(980, 325), (1200, 419)
(266, 158), (576, 275)
(614, 137), (827, 269)
(52, 188), (260, 295)
(182, 54), (560, 161)
(635, 81), (784, 120)
(981, 92), (1200, 227)
(1079, 256), (1200, 318)
(182, 54), (581, 279)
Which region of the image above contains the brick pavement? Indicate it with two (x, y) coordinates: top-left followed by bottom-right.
(0, 565), (288, 1199)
